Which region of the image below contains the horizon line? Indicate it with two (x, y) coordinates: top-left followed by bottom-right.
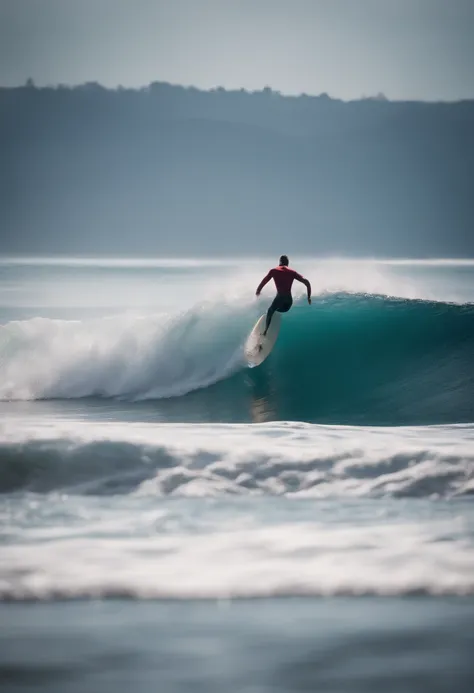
(2, 79), (473, 105)
(2, 255), (474, 268)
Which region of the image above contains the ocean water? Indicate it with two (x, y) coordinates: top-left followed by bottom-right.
(1, 257), (474, 692)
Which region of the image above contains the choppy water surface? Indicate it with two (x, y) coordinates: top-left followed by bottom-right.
(1, 257), (474, 691)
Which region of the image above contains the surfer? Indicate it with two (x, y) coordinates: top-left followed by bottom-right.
(256, 255), (312, 336)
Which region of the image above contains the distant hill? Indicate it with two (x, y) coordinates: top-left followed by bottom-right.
(1, 81), (473, 257)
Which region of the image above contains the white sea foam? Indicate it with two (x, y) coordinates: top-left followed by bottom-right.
(0, 302), (250, 400)
(1, 419), (474, 601)
(1, 498), (473, 600)
(1, 418), (473, 499)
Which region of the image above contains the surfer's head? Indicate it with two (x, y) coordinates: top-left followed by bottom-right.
(279, 255), (289, 267)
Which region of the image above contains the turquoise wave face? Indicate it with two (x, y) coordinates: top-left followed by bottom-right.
(186, 294), (474, 425)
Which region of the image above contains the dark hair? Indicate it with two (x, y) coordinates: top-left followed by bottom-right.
(279, 255), (289, 266)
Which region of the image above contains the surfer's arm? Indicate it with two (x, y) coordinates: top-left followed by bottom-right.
(256, 270), (273, 296)
(295, 273), (312, 304)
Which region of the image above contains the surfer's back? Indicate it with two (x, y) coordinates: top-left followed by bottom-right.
(270, 266), (303, 295)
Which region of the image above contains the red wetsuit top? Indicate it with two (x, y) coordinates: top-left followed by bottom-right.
(256, 266), (306, 296)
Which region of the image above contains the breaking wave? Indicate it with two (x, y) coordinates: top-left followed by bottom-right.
(1, 293), (474, 424)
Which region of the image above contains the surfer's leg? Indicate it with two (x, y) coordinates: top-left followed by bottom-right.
(264, 296), (292, 335)
(264, 295), (291, 335)
(263, 296), (280, 335)
(264, 305), (276, 335)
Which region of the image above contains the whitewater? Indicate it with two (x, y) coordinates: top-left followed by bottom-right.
(1, 257), (474, 692)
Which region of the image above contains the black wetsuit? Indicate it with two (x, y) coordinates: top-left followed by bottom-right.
(265, 294), (293, 330)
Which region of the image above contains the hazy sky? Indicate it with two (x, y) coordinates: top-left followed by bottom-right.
(1, 0), (473, 100)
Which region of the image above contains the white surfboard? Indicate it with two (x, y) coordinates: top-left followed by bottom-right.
(244, 312), (281, 367)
